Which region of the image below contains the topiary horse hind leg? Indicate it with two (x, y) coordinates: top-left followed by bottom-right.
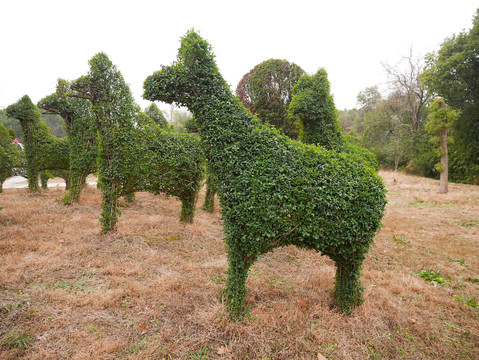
(63, 171), (87, 204)
(201, 175), (217, 213)
(332, 257), (365, 314)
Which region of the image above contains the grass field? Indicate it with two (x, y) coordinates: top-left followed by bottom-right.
(0, 170), (478, 359)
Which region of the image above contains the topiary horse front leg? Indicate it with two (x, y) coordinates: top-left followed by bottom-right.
(179, 188), (198, 223)
(332, 255), (365, 314)
(224, 240), (256, 321)
(27, 168), (40, 192)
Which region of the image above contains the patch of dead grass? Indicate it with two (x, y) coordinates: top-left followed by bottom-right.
(0, 172), (478, 359)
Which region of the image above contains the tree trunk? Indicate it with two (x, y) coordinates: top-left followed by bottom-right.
(439, 128), (448, 194)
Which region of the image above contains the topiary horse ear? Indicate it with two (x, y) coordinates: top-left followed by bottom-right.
(178, 29), (215, 68)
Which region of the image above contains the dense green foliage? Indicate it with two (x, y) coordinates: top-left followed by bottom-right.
(144, 30), (387, 320)
(5, 96), (70, 192)
(422, 9), (479, 183)
(289, 69), (343, 147)
(71, 53), (204, 232)
(0, 123), (23, 192)
(340, 88), (428, 173)
(38, 79), (98, 203)
(236, 59), (305, 139)
(0, 110), (22, 141)
(145, 103), (168, 128)
(289, 70), (379, 171)
(183, 117), (218, 213)
(0, 109), (66, 141)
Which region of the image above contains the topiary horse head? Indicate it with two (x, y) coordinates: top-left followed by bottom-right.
(144, 30), (387, 320)
(6, 95), (70, 192)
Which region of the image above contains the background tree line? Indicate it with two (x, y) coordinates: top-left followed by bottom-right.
(340, 9), (479, 184)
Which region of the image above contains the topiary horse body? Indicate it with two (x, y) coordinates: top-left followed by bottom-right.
(6, 95), (70, 192)
(144, 30), (387, 319)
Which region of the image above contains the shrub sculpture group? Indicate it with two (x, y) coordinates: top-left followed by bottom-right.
(5, 96), (70, 192)
(70, 52), (204, 232)
(144, 30), (387, 319)
(38, 80), (98, 204)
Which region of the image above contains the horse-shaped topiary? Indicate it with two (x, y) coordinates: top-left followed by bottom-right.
(6, 95), (70, 192)
(144, 30), (387, 320)
(38, 80), (98, 204)
(70, 52), (205, 232)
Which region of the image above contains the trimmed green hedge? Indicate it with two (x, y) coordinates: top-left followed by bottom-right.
(144, 30), (387, 320)
(6, 95), (70, 192)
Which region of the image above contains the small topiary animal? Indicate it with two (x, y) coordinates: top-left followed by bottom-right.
(38, 80), (98, 204)
(6, 95), (70, 192)
(144, 30), (387, 320)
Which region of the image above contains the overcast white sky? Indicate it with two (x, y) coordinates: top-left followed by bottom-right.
(0, 0), (477, 112)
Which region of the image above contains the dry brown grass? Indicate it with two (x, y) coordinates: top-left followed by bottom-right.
(0, 170), (478, 359)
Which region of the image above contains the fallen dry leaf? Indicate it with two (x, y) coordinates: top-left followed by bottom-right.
(297, 299), (306, 307)
(217, 345), (231, 355)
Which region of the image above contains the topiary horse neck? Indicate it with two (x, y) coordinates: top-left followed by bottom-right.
(144, 31), (255, 167)
(144, 30), (386, 320)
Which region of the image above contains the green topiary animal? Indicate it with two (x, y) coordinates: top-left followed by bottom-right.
(6, 95), (70, 192)
(0, 123), (24, 192)
(71, 52), (205, 232)
(288, 69), (379, 171)
(144, 30), (387, 320)
(38, 80), (98, 204)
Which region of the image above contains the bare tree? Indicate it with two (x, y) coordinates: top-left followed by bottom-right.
(382, 47), (430, 132)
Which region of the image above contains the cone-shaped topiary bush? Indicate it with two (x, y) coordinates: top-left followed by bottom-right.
(144, 30), (387, 320)
(6, 95), (70, 192)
